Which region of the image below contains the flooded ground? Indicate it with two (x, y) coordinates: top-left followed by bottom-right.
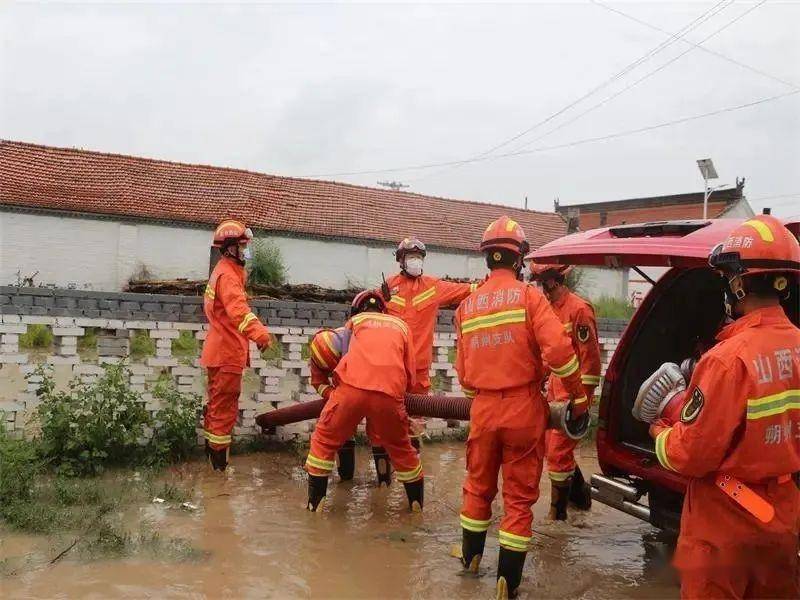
(1, 442), (678, 599)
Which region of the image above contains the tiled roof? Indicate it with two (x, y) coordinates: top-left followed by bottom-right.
(0, 140), (567, 252)
(555, 183), (746, 231)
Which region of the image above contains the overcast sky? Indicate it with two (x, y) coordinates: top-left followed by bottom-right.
(1, 1), (798, 217)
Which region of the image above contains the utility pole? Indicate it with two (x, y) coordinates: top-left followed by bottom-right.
(377, 181), (409, 191)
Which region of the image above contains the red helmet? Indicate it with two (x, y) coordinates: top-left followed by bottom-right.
(528, 263), (573, 281)
(396, 238), (427, 262)
(213, 219), (253, 248)
(480, 216), (529, 255)
(709, 216), (800, 277)
(350, 290), (387, 316)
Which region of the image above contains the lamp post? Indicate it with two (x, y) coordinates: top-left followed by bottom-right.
(696, 158), (719, 219)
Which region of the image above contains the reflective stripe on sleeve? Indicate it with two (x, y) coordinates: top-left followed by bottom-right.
(552, 355), (579, 378)
(655, 427), (678, 472)
(238, 312), (258, 333)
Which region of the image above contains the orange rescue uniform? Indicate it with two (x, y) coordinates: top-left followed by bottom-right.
(455, 269), (587, 551)
(385, 273), (476, 392)
(651, 306), (800, 598)
(305, 313), (422, 483)
(200, 256), (271, 449)
(545, 289), (602, 481)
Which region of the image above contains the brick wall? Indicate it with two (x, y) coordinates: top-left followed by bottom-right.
(0, 286), (627, 443)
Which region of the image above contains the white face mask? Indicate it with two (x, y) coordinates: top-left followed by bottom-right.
(404, 257), (424, 277)
(242, 246), (252, 261)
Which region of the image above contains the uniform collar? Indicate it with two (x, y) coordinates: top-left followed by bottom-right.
(550, 286), (570, 309)
(716, 305), (788, 341)
(221, 256), (246, 277)
(489, 268), (518, 283)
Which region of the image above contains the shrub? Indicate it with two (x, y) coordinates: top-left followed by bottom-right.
(248, 240), (287, 286)
(130, 330), (156, 360)
(171, 330), (199, 358)
(19, 324), (53, 350)
(149, 380), (201, 464)
(593, 295), (635, 320)
(34, 364), (151, 475)
(0, 423), (40, 508)
(261, 339), (283, 364)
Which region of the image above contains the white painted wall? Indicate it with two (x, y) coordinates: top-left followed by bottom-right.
(576, 266), (628, 301)
(0, 211), (491, 290)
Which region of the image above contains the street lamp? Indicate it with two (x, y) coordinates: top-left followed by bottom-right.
(696, 158), (718, 219)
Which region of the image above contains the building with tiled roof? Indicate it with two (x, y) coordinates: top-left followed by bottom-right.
(0, 140), (567, 290)
(554, 180), (751, 232)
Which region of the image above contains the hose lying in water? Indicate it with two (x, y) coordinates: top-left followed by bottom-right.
(255, 393), (471, 430)
(254, 394), (588, 440)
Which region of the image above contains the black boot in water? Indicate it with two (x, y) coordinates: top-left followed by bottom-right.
(496, 547), (526, 599)
(205, 440), (229, 472)
(461, 529), (487, 573)
(548, 478), (571, 521)
(337, 440), (356, 481)
(306, 474), (329, 512)
(569, 466), (592, 511)
(403, 478), (424, 512)
(372, 446), (392, 487)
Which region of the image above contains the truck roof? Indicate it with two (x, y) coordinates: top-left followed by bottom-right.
(530, 217), (800, 268)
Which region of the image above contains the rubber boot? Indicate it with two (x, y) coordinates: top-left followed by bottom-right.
(548, 478), (571, 521)
(306, 474), (329, 512)
(410, 437), (421, 452)
(461, 529), (487, 574)
(337, 440), (356, 481)
(568, 466), (592, 511)
(496, 547), (526, 599)
(205, 440), (229, 472)
(403, 478), (424, 512)
(372, 446), (392, 487)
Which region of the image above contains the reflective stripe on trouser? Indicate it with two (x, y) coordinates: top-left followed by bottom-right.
(460, 393), (547, 544)
(306, 382), (422, 480)
(499, 530), (530, 552)
(545, 428), (578, 481)
(204, 366), (242, 450)
(460, 513), (491, 533)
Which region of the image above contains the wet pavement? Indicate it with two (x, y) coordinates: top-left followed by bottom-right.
(0, 442), (679, 599)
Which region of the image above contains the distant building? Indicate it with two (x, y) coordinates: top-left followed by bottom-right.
(554, 181), (754, 303)
(0, 140), (567, 291)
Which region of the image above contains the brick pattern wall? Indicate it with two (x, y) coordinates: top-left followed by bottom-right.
(0, 287), (627, 443)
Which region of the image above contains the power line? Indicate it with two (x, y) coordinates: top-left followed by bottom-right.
(509, 0), (770, 155)
(408, 0), (733, 183)
(748, 192), (800, 206)
(592, 0), (799, 91)
(304, 90), (798, 178)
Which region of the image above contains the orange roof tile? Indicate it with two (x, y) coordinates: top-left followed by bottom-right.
(0, 140), (567, 252)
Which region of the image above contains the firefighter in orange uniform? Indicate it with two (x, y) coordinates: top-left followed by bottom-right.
(455, 217), (588, 599)
(528, 263), (602, 520)
(305, 291), (424, 512)
(200, 220), (272, 471)
(308, 327), (394, 485)
(383, 238), (478, 394)
(636, 215), (800, 599)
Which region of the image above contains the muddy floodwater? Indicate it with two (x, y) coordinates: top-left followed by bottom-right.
(1, 442), (678, 599)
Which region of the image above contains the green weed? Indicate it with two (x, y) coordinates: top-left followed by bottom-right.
(593, 295), (635, 320)
(130, 330), (156, 360)
(78, 327), (99, 353)
(171, 330), (199, 358)
(19, 324), (53, 349)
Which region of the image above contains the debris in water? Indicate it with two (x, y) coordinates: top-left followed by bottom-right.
(181, 502), (198, 511)
(152, 497), (165, 504)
